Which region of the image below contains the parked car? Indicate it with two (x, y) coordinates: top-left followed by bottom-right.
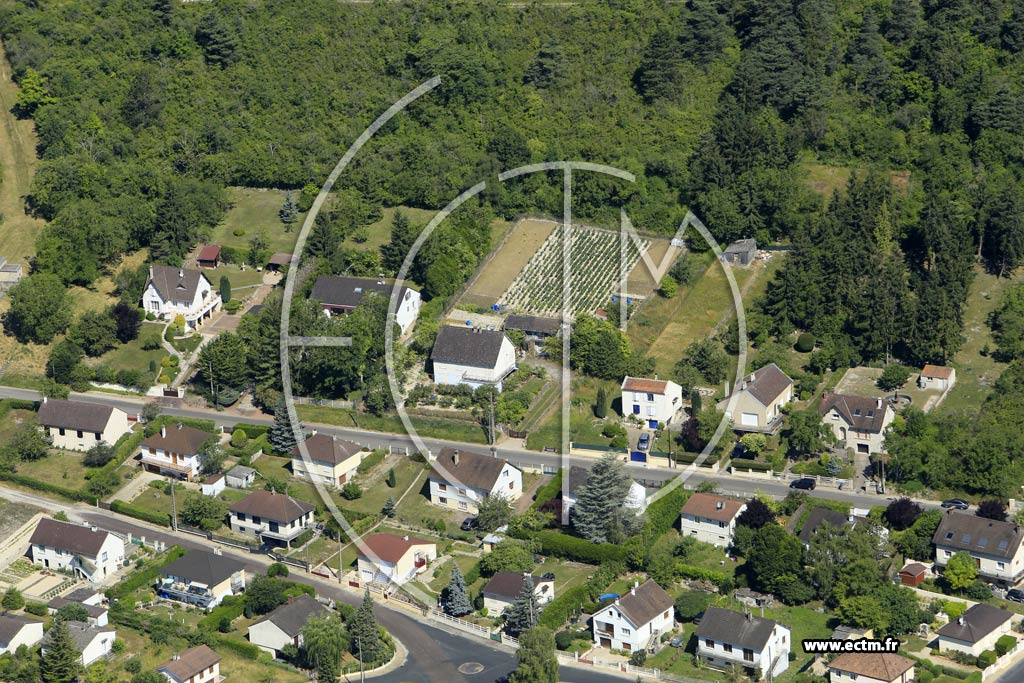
(637, 433), (651, 452)
(669, 635), (685, 648)
(541, 572), (556, 580)
(460, 518), (478, 531)
(941, 498), (970, 510)
(1006, 589), (1024, 604)
(790, 478), (816, 490)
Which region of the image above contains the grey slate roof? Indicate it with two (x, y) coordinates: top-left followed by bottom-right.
(252, 594), (328, 638)
(158, 644), (221, 680)
(937, 603), (1012, 644)
(697, 606), (783, 650)
(290, 433), (362, 466)
(29, 518), (112, 558)
(310, 275), (413, 310)
(933, 510), (1024, 560)
(604, 580), (673, 627)
(227, 465), (256, 480)
(798, 508), (851, 544)
(431, 326), (508, 369)
(819, 392), (891, 433)
(724, 239), (757, 255)
(229, 491), (315, 523)
(37, 399), (115, 433)
(141, 423), (213, 456)
(484, 572), (534, 600)
(0, 614), (41, 647)
(160, 549), (244, 586)
(429, 447), (514, 491)
(146, 265), (210, 303)
(47, 598), (107, 619)
(43, 620), (113, 653)
(503, 314), (560, 336)
(733, 363), (792, 406)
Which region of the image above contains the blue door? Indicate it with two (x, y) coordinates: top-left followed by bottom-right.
(630, 451), (647, 462)
(632, 404), (640, 415)
(648, 419), (658, 429)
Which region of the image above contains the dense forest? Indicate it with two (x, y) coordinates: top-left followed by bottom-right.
(4, 0), (1024, 370)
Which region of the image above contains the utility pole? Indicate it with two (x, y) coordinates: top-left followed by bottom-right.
(170, 478), (178, 532)
(489, 389), (496, 458)
(358, 637), (365, 683)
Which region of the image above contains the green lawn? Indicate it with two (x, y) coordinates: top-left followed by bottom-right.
(203, 264), (266, 291)
(86, 326), (168, 378)
(342, 205), (439, 252)
(525, 375), (625, 452)
(209, 187), (307, 255)
(296, 404), (489, 444)
(17, 451), (89, 487)
(0, 408), (36, 441)
(344, 458), (425, 517)
(129, 484), (249, 526)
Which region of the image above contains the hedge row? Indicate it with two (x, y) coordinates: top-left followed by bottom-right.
(198, 595), (246, 631)
(676, 563), (728, 584)
(0, 398), (39, 418)
(109, 500), (170, 528)
(644, 485), (691, 537)
(730, 460), (773, 472)
(144, 415), (217, 437)
(464, 560), (483, 585)
(904, 652), (977, 681)
(214, 634), (262, 660)
(530, 530), (626, 564)
(0, 471), (97, 504)
(230, 422), (270, 439)
(226, 433), (269, 458)
(530, 470), (563, 512)
(538, 562), (623, 630)
(356, 449), (385, 475)
(108, 546), (187, 600)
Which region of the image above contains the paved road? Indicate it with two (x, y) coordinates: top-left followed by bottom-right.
(0, 386), (920, 510)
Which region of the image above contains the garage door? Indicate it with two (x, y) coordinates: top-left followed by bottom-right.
(741, 412), (759, 426)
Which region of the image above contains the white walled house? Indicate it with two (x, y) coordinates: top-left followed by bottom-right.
(483, 572), (554, 614)
(679, 493), (747, 548)
(431, 326), (517, 390)
(356, 533), (437, 586)
(592, 580), (674, 653)
(828, 653), (916, 683)
(696, 607), (792, 679)
(47, 597), (109, 627)
(200, 473), (225, 497)
(919, 364), (956, 391)
(157, 644), (222, 683)
(228, 491), (315, 547)
(29, 518), (125, 583)
(249, 594), (328, 658)
(932, 510), (1024, 586)
(158, 550), (246, 609)
(819, 392), (895, 455)
(37, 398), (132, 452)
(140, 423), (214, 482)
(310, 275), (421, 335)
(621, 377), (683, 428)
(0, 615), (44, 655)
(142, 265), (220, 329)
(936, 603), (1013, 657)
(428, 447), (522, 514)
(42, 621), (115, 667)
(562, 465), (647, 518)
(290, 432), (365, 487)
(717, 363), (793, 434)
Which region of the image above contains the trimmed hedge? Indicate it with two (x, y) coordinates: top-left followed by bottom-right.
(24, 601), (48, 616)
(356, 449), (384, 475)
(730, 460), (773, 472)
(530, 530), (626, 564)
(676, 563), (728, 584)
(214, 634), (261, 660)
(144, 415), (217, 437)
(109, 500), (170, 527)
(538, 562), (623, 629)
(996, 634), (1017, 656)
(530, 470), (563, 512)
(644, 485), (691, 537)
(108, 546), (187, 600)
(231, 423), (270, 439)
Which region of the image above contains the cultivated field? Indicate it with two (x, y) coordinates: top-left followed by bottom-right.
(460, 218), (558, 308)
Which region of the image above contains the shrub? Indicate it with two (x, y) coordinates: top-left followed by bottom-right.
(995, 634), (1017, 656)
(629, 650), (647, 666)
(267, 562), (290, 578)
(341, 482), (363, 500)
(2, 587), (24, 610)
(555, 630), (574, 650)
(356, 449), (383, 474)
(223, 300), (242, 313)
(233, 228), (246, 237)
(24, 601), (48, 616)
(530, 470), (562, 512)
(977, 650), (997, 668)
(230, 429), (248, 448)
(795, 332), (815, 352)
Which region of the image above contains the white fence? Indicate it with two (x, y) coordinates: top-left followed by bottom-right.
(429, 608), (492, 638)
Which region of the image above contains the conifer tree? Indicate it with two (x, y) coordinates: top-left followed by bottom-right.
(440, 564), (473, 617)
(382, 496), (396, 518)
(268, 397), (302, 454)
(40, 620), (82, 683)
(510, 627), (558, 683)
(571, 454), (634, 543)
(594, 387), (607, 418)
(279, 191), (298, 227)
(503, 575), (539, 637)
(348, 590), (384, 664)
(385, 467), (397, 488)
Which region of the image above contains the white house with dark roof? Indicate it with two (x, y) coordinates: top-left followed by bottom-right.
(225, 465), (257, 489)
(200, 473), (225, 497)
(562, 465), (647, 521)
(311, 275), (421, 335)
(158, 549), (246, 609)
(820, 392), (895, 454)
(933, 510), (1024, 586)
(696, 606), (791, 678)
(621, 376), (683, 428)
(431, 326), (517, 390)
(356, 533), (437, 586)
(228, 491), (315, 546)
(0, 256), (23, 292)
(828, 652), (916, 683)
(290, 431), (365, 487)
(0, 614), (44, 655)
(937, 603), (1014, 656)
(157, 643), (222, 683)
(47, 596), (109, 627)
(717, 363), (793, 434)
(142, 265), (220, 328)
(140, 423), (215, 482)
(591, 579), (674, 652)
(679, 492), (747, 548)
(919, 364), (956, 391)
(248, 594), (329, 658)
(427, 447), (522, 514)
(42, 620), (115, 667)
(37, 398), (132, 452)
(482, 572), (554, 614)
(29, 518), (125, 583)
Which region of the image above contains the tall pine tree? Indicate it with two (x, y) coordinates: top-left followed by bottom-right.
(268, 397), (302, 454)
(348, 590), (385, 665)
(440, 564), (473, 616)
(381, 210), (417, 273)
(40, 620), (82, 683)
(571, 454), (635, 543)
(503, 575), (539, 637)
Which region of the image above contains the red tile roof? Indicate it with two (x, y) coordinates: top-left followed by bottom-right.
(357, 533), (434, 564)
(197, 245), (221, 261)
(622, 377), (670, 393)
(922, 364), (954, 379)
(680, 492), (746, 523)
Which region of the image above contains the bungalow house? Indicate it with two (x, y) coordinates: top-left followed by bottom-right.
(696, 607), (791, 678)
(201, 473), (225, 497)
(228, 491), (315, 547)
(431, 326), (517, 390)
(562, 466), (647, 520)
(621, 376), (684, 428)
(0, 256), (23, 293)
(225, 465), (257, 489)
(0, 614), (44, 655)
(356, 533), (436, 586)
(828, 653), (916, 683)
(932, 510), (1024, 586)
(482, 572), (554, 615)
(29, 518), (125, 583)
(721, 239), (757, 266)
(47, 597), (109, 627)
(898, 562), (929, 588)
(37, 398), (132, 452)
(310, 275), (421, 335)
(591, 579), (674, 653)
(717, 363), (793, 434)
(679, 493), (747, 548)
(248, 594), (328, 658)
(290, 432), (364, 487)
(140, 423), (215, 482)
(158, 549), (246, 609)
(196, 245), (221, 269)
(42, 621), (115, 667)
(427, 447), (522, 514)
(157, 644), (222, 683)
(937, 603), (1014, 657)
(919, 364), (956, 391)
(819, 392), (895, 455)
(141, 265), (220, 329)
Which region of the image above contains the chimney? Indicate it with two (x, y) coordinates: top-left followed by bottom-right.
(311, 429), (317, 437)
(160, 425), (166, 438)
(178, 268), (184, 279)
(958, 616), (965, 626)
(877, 398), (882, 409)
(716, 501), (724, 510)
(453, 450), (460, 465)
(403, 535), (409, 542)
(149, 265), (154, 279)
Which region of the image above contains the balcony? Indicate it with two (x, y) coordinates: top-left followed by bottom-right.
(258, 523), (307, 543)
(158, 581), (216, 608)
(140, 455), (198, 477)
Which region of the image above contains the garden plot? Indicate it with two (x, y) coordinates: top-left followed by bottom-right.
(497, 226), (649, 316)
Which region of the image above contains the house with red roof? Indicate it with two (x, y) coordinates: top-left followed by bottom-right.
(621, 376), (683, 428)
(356, 533), (436, 586)
(196, 245), (221, 268)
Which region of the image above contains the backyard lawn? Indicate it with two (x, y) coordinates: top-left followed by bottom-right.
(129, 483), (250, 526)
(209, 187), (306, 255)
(295, 404), (489, 444)
(85, 326), (168, 379)
(17, 451), (89, 487)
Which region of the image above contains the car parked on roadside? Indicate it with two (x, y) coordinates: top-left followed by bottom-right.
(941, 498), (970, 510)
(1006, 589), (1024, 604)
(790, 478), (816, 490)
(460, 517), (478, 531)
